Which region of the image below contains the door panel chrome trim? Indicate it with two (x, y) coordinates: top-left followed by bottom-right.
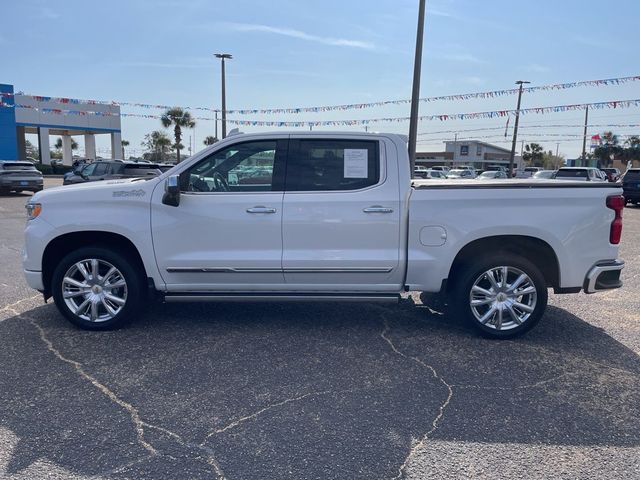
(284, 267), (393, 273)
(166, 267), (394, 274)
(166, 267), (282, 273)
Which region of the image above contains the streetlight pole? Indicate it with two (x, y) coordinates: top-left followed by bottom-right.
(408, 0), (427, 179)
(508, 80), (530, 177)
(215, 53), (232, 139)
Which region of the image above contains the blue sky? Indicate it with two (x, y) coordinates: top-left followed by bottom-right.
(3, 0), (640, 158)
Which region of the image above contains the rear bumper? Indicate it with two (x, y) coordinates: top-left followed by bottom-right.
(584, 260), (624, 294)
(23, 269), (44, 291)
(0, 177), (44, 191)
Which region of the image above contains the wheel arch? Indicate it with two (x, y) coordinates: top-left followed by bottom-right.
(447, 235), (560, 292)
(42, 231), (147, 298)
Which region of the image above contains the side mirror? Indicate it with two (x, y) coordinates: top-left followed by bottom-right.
(162, 175), (180, 207)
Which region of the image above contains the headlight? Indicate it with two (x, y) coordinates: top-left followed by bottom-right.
(26, 203), (42, 220)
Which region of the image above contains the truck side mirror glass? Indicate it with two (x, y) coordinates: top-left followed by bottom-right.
(162, 175), (180, 207)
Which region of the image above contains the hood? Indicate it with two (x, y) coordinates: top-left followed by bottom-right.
(31, 177), (160, 204)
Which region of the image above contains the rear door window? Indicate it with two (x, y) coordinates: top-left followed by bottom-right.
(285, 139), (380, 191)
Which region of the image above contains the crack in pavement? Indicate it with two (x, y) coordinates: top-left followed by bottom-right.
(380, 315), (454, 480)
(0, 295), (41, 319)
(26, 315), (227, 479)
(451, 371), (576, 391)
(200, 390), (335, 445)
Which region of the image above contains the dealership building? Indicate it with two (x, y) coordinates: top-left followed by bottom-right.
(0, 83), (122, 165)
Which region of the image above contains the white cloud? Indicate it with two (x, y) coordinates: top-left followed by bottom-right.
(434, 52), (489, 64)
(220, 22), (376, 50)
(41, 7), (60, 19)
(524, 63), (550, 73)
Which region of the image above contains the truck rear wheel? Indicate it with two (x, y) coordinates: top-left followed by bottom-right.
(451, 254), (547, 338)
(51, 246), (143, 330)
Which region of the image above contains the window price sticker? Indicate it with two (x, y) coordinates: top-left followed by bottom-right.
(343, 149), (368, 178)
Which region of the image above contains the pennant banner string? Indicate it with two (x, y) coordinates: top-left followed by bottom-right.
(2, 99), (639, 126)
(1, 75), (638, 115)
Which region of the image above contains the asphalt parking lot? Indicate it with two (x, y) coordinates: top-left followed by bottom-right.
(0, 179), (639, 480)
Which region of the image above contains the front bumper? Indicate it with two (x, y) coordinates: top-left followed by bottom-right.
(584, 260), (624, 294)
(24, 269), (44, 291)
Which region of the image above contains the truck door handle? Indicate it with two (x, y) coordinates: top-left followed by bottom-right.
(363, 206), (394, 213)
(246, 206), (277, 214)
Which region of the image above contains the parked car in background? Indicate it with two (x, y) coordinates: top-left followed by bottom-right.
(158, 163), (176, 173)
(601, 168), (621, 182)
(622, 168), (640, 205)
(414, 167), (448, 179)
(63, 161), (162, 185)
(414, 166), (430, 178)
(532, 170), (556, 179)
(0, 160), (44, 194)
(484, 165), (507, 172)
(447, 168), (476, 179)
(555, 167), (608, 182)
(523, 167), (544, 178)
(477, 170), (508, 179)
(431, 165), (450, 173)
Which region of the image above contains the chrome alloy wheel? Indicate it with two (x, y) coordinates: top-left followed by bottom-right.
(469, 266), (537, 331)
(61, 259), (128, 322)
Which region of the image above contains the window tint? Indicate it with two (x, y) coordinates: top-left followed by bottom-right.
(93, 163), (109, 176)
(556, 169), (587, 178)
(81, 163), (96, 176)
(286, 140), (379, 191)
(624, 169), (640, 180)
(180, 140), (280, 192)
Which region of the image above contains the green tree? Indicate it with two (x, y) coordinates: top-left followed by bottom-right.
(141, 131), (173, 161)
(542, 150), (564, 170)
(623, 135), (640, 163)
(121, 139), (130, 159)
(523, 143), (544, 166)
(203, 135), (218, 146)
(160, 108), (196, 163)
(25, 140), (39, 161)
(593, 131), (623, 167)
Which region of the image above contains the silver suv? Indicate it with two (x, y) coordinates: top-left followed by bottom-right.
(0, 160), (44, 194)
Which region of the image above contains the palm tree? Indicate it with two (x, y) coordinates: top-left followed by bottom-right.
(54, 137), (79, 151)
(203, 136), (218, 146)
(121, 139), (130, 159)
(161, 108), (196, 163)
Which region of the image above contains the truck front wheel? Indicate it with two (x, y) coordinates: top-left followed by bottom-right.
(51, 246), (143, 330)
(451, 254), (548, 338)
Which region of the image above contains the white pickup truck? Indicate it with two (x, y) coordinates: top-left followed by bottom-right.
(23, 132), (625, 338)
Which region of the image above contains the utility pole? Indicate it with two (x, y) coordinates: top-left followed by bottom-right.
(556, 142), (560, 157)
(407, 0), (427, 179)
(581, 105), (589, 164)
(508, 80), (530, 177)
(214, 111), (218, 140)
(452, 132), (457, 166)
(215, 53), (232, 138)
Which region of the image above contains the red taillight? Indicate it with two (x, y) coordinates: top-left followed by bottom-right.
(606, 195), (624, 244)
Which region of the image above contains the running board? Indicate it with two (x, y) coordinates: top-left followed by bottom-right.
(163, 293), (400, 303)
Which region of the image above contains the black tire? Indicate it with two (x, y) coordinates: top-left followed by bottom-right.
(51, 246), (144, 330)
(450, 253), (548, 339)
